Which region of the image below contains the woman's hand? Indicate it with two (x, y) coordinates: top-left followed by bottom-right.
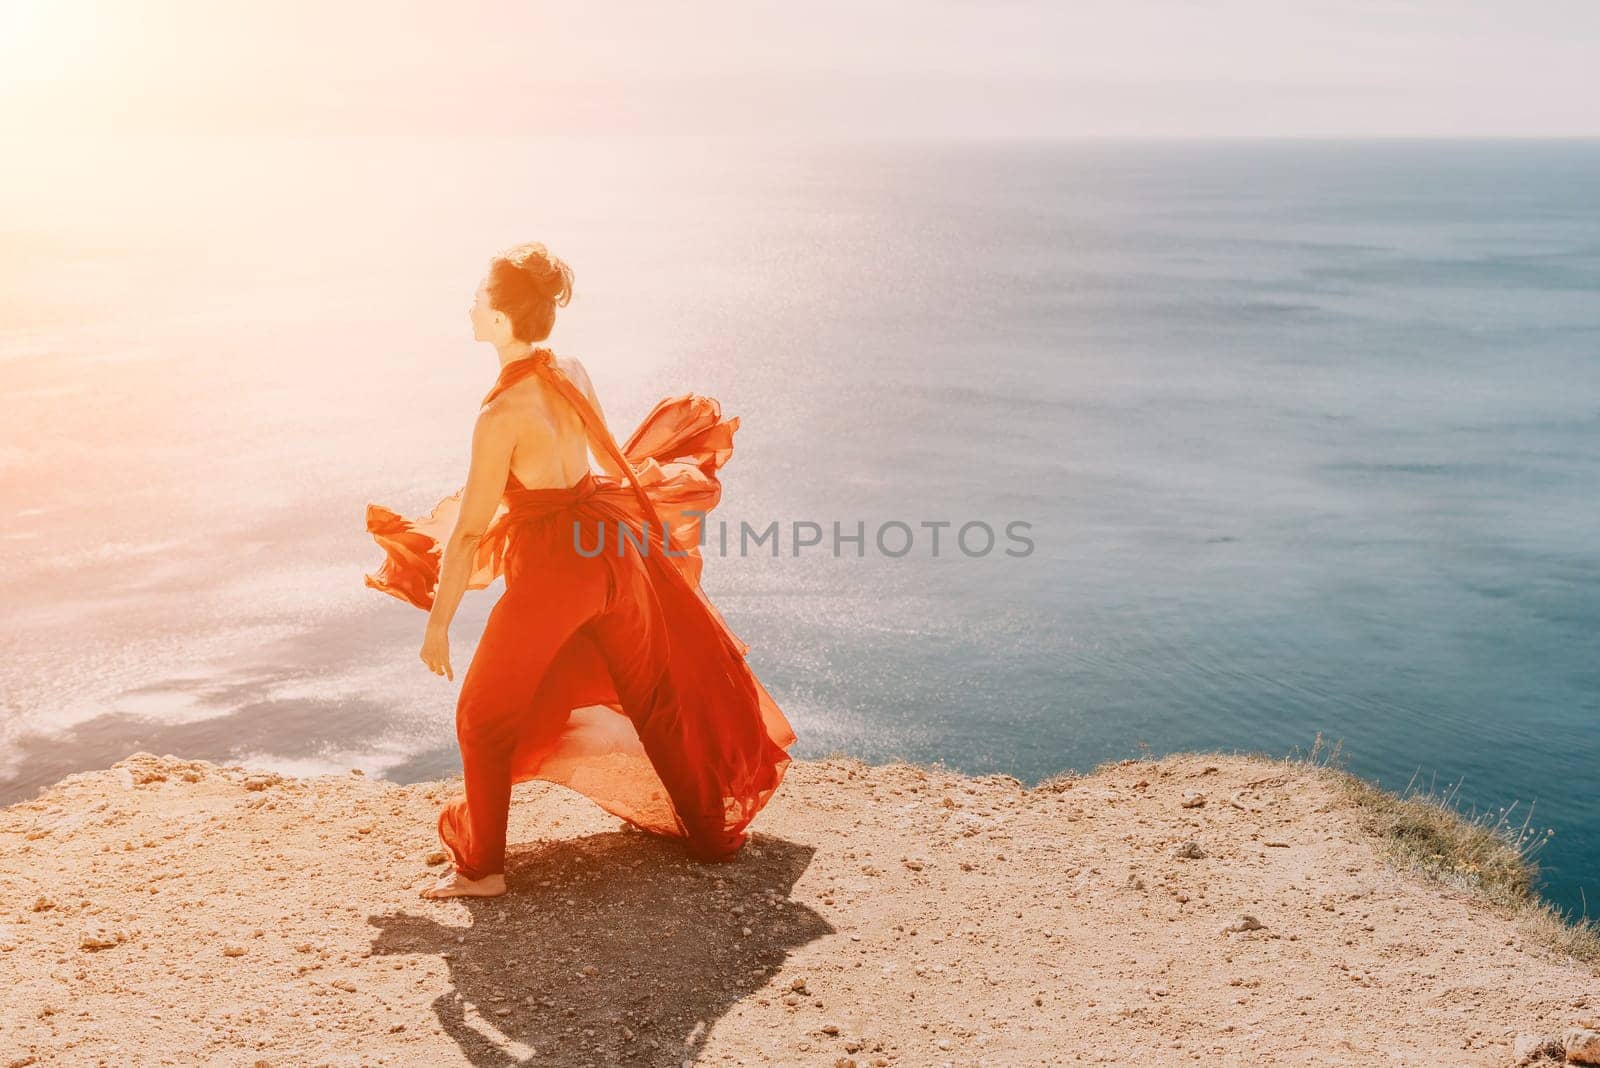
(420, 624), (454, 680)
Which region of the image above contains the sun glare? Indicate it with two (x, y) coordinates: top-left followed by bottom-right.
(0, 0), (113, 120)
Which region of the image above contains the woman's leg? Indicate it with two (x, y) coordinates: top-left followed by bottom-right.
(581, 558), (745, 862)
(437, 554), (608, 881)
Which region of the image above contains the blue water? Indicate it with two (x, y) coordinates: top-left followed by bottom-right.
(1, 137), (1596, 915)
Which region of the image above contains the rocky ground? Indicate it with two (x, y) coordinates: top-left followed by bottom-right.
(0, 750), (1595, 1067)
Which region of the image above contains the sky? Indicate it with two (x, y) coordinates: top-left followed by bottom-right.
(1, 0), (1597, 138)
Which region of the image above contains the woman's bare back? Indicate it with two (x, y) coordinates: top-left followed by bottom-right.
(493, 355), (599, 489)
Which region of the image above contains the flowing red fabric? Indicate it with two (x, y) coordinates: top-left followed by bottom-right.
(364, 349), (796, 876)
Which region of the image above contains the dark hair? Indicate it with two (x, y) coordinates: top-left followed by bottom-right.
(485, 242), (573, 343)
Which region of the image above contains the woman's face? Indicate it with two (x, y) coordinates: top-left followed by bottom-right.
(469, 278), (504, 344)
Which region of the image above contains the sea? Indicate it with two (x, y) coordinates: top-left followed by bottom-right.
(1, 135), (1595, 916)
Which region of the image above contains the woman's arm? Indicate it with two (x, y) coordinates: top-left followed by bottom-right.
(420, 405), (515, 679)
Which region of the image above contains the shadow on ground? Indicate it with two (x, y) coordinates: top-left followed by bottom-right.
(368, 829), (827, 1067)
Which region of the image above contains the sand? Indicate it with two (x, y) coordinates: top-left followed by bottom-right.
(0, 750), (1594, 1067)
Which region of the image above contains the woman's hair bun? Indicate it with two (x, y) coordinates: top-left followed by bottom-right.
(515, 244), (573, 306)
(486, 241), (574, 342)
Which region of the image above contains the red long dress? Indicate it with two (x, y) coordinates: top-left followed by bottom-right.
(363, 349), (797, 878)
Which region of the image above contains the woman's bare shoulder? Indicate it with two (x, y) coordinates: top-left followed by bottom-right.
(556, 354), (594, 388)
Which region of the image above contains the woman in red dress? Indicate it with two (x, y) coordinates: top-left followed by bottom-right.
(364, 242), (797, 900)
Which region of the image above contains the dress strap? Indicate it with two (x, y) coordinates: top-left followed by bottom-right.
(484, 350), (668, 539)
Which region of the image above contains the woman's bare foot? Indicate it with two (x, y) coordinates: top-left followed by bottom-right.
(419, 869), (507, 900)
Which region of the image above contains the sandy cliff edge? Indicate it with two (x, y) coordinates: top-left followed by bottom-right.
(0, 750), (1595, 1067)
